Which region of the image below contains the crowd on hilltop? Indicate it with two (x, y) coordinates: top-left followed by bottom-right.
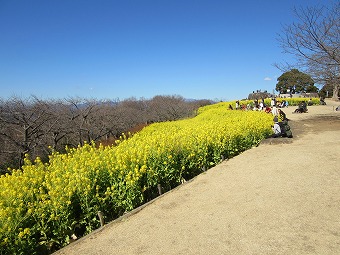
(232, 98), (290, 112)
(229, 98), (297, 138)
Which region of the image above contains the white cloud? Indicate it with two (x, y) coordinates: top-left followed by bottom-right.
(264, 77), (272, 81)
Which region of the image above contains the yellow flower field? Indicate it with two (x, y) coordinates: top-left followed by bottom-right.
(0, 99), (297, 254)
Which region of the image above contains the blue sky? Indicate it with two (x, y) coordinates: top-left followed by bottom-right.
(0, 0), (334, 101)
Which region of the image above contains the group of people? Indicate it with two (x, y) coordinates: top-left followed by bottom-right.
(267, 99), (293, 138)
(229, 98), (293, 138)
(232, 98), (289, 112)
(271, 108), (293, 138)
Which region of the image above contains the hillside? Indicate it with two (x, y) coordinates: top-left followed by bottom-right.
(54, 99), (340, 255)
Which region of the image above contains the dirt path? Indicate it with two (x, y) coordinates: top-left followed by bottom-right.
(55, 100), (340, 255)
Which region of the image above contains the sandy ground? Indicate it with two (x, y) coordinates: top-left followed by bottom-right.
(54, 100), (340, 255)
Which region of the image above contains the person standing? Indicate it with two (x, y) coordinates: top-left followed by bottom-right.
(235, 100), (240, 110)
(259, 100), (264, 111)
(272, 105), (278, 116)
(270, 98), (276, 107)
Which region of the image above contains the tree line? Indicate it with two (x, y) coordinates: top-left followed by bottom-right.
(0, 95), (212, 174)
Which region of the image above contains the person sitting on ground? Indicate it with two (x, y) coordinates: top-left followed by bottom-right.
(272, 113), (293, 138)
(264, 105), (272, 113)
(277, 108), (287, 122)
(294, 101), (308, 113)
(280, 100), (286, 108)
(308, 98), (313, 106)
(271, 116), (282, 138)
(280, 120), (293, 138)
(301, 101), (307, 112)
(320, 97), (326, 105)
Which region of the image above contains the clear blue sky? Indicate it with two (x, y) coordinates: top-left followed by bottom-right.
(0, 0), (334, 101)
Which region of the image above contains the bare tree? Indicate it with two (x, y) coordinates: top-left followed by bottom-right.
(0, 96), (54, 168)
(278, 2), (340, 100)
(148, 95), (193, 122)
(43, 99), (77, 152)
(307, 54), (340, 97)
(0, 95), (212, 172)
(64, 98), (100, 146)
